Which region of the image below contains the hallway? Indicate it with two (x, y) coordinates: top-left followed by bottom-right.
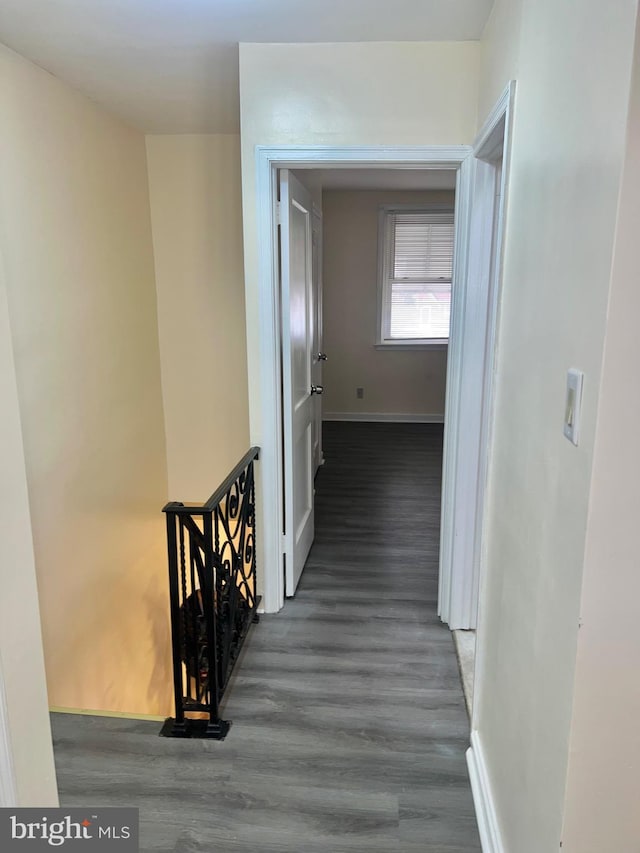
(52, 422), (480, 852)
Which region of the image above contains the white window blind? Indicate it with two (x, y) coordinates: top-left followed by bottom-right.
(380, 209), (455, 343)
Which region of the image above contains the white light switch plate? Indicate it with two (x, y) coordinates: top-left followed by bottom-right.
(564, 369), (584, 446)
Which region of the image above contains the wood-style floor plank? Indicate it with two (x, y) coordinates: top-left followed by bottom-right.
(52, 422), (480, 852)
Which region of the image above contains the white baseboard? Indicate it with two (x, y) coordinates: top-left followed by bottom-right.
(466, 730), (505, 853)
(322, 412), (444, 424)
(50, 706), (166, 723)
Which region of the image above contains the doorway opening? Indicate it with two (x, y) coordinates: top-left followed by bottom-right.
(254, 145), (474, 619)
(283, 165), (458, 601)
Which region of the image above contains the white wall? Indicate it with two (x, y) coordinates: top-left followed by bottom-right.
(478, 0), (524, 120)
(560, 12), (640, 850)
(240, 42), (479, 151)
(473, 1), (639, 850)
(0, 249), (58, 806)
(0, 44), (172, 716)
(322, 189), (453, 418)
(146, 134), (250, 500)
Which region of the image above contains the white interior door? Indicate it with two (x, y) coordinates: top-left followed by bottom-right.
(280, 170), (316, 595)
(311, 205), (324, 472)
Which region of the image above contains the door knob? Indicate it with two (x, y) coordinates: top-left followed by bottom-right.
(317, 352), (328, 361)
(311, 385), (324, 395)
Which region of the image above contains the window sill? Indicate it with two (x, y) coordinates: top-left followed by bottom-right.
(375, 341), (449, 351)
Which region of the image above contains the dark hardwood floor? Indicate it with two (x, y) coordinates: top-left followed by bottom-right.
(52, 422), (480, 852)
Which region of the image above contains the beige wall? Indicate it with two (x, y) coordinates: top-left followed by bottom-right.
(322, 189), (453, 417)
(0, 249), (58, 806)
(474, 1), (638, 850)
(560, 12), (640, 850)
(146, 134), (250, 500)
(0, 45), (172, 716)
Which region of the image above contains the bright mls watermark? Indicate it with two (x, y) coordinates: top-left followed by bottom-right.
(0, 808), (138, 850)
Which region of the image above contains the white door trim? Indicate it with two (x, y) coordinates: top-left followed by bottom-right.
(0, 659), (17, 807)
(438, 154), (474, 627)
(470, 84), (517, 728)
(438, 82), (516, 630)
(254, 145), (472, 613)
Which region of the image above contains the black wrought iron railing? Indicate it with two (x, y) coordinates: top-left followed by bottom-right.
(160, 447), (260, 739)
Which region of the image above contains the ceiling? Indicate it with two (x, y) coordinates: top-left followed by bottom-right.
(0, 0), (494, 133)
(297, 168), (458, 192)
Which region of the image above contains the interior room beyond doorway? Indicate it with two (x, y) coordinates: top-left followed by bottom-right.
(294, 166), (457, 431)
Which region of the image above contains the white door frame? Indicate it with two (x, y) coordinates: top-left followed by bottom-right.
(254, 145), (472, 613)
(438, 82), (517, 629)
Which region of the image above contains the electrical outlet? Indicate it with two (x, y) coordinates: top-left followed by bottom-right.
(356, 387), (364, 399)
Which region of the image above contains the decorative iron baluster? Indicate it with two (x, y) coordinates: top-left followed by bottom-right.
(187, 540), (201, 703)
(165, 506), (186, 735)
(161, 448), (260, 739)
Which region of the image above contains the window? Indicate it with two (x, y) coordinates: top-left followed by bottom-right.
(377, 207), (455, 346)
